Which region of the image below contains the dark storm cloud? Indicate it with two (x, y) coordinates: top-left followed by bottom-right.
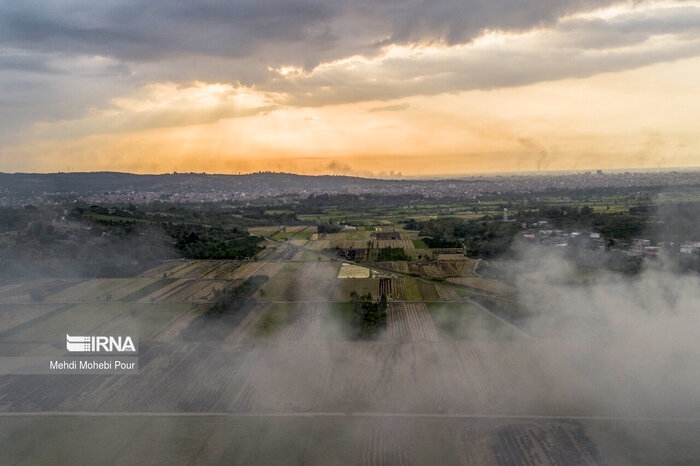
(0, 1), (616, 66)
(0, 0), (338, 63)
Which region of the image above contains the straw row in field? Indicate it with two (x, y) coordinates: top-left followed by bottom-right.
(386, 303), (439, 341)
(227, 304), (267, 341)
(282, 304), (323, 341)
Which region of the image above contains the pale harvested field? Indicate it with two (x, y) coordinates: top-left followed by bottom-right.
(337, 263), (371, 279)
(387, 303), (439, 341)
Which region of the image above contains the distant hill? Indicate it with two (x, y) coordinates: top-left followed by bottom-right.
(0, 171), (406, 194)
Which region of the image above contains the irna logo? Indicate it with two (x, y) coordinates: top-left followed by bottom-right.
(66, 334), (137, 353)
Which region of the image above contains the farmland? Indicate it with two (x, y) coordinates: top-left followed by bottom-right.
(2, 209), (699, 464)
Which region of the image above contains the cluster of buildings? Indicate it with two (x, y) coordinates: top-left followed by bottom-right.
(521, 224), (604, 249)
(520, 224), (700, 258)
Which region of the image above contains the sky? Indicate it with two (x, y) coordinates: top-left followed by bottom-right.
(1, 0), (700, 177)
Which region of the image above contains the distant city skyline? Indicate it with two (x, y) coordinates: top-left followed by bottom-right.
(2, 1), (700, 175)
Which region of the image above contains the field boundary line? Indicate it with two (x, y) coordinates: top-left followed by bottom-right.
(0, 411), (699, 422)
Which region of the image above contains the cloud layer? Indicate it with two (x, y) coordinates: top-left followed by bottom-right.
(1, 0), (700, 173)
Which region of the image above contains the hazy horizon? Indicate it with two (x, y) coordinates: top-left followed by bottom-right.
(3, 165), (700, 180)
